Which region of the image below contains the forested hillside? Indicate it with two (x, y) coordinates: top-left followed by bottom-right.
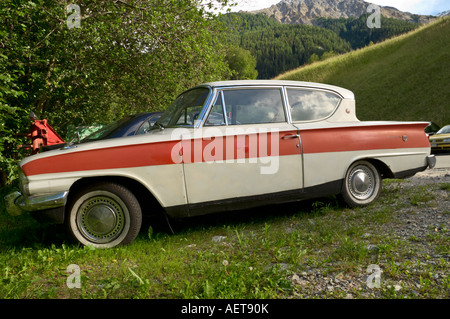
(316, 14), (419, 49)
(220, 13), (421, 79)
(276, 17), (450, 126)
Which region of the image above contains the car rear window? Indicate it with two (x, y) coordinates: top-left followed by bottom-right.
(287, 88), (341, 122)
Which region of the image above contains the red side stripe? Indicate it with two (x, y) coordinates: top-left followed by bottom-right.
(22, 141), (181, 176)
(301, 124), (429, 154)
(22, 124), (429, 176)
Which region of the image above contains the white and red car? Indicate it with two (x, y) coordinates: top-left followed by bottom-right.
(5, 80), (435, 248)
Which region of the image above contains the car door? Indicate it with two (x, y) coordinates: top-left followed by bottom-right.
(286, 87), (344, 189)
(181, 86), (304, 215)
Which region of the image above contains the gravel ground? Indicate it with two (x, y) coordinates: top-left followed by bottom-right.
(391, 167), (450, 242)
(289, 164), (450, 299)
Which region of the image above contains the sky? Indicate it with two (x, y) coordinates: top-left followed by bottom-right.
(227, 0), (450, 16)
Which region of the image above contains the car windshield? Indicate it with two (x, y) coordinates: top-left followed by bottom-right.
(81, 116), (134, 142)
(153, 87), (210, 129)
(437, 126), (450, 135)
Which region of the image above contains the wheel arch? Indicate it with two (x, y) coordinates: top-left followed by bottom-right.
(66, 176), (166, 220)
(343, 157), (395, 181)
(363, 158), (395, 179)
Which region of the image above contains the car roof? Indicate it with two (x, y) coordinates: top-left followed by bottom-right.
(199, 80), (355, 99)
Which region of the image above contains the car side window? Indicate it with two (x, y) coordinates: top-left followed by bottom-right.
(287, 88), (341, 121)
(222, 89), (286, 125)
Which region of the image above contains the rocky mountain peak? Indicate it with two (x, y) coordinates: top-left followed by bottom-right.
(249, 0), (436, 25)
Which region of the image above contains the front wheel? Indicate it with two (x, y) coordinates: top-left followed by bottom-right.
(339, 160), (382, 207)
(66, 182), (142, 248)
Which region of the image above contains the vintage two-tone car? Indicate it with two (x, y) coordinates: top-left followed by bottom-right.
(5, 80), (436, 248)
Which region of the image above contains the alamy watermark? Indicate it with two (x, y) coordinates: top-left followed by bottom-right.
(66, 264), (81, 289)
(66, 4), (81, 29)
(367, 4), (381, 29)
(366, 264), (382, 288)
(170, 127), (282, 175)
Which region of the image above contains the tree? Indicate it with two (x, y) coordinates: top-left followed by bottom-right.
(0, 0), (233, 185)
(225, 47), (258, 80)
(307, 53), (320, 64)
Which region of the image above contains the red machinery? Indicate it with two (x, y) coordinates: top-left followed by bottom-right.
(18, 113), (65, 154)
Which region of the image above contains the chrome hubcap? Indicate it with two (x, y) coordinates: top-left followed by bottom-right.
(348, 166), (375, 200)
(77, 195), (126, 244)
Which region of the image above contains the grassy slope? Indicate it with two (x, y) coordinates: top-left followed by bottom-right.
(276, 17), (450, 126)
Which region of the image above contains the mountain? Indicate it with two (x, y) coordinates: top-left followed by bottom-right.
(438, 10), (450, 17)
(275, 17), (450, 125)
(248, 0), (436, 25)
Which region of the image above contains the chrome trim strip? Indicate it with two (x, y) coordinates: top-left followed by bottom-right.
(221, 91), (228, 126)
(296, 127), (305, 190)
(194, 86), (214, 129)
(281, 86), (292, 124)
(282, 134), (300, 139)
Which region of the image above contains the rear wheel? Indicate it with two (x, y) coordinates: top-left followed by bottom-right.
(66, 182), (142, 248)
(339, 160), (382, 207)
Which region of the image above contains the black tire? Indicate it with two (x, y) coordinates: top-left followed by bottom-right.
(339, 160), (382, 207)
(66, 182), (142, 248)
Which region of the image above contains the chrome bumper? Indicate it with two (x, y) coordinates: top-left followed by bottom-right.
(4, 190), (68, 217)
(427, 155), (436, 169)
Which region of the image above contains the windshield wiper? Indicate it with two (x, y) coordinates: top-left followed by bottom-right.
(61, 132), (81, 149)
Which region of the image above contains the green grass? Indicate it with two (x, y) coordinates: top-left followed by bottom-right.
(275, 17), (450, 126)
(0, 179), (448, 299)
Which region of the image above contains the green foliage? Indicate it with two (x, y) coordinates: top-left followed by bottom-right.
(225, 46), (258, 80)
(307, 53), (320, 64)
(0, 0), (233, 184)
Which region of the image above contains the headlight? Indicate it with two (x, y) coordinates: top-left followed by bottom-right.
(18, 167), (30, 196)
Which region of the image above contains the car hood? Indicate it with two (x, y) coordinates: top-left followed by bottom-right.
(20, 127), (184, 169)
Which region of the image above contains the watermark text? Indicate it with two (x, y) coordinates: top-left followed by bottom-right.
(66, 264), (81, 289)
(170, 127), (282, 175)
(367, 4), (381, 29)
(66, 4), (81, 29)
(366, 264), (382, 288)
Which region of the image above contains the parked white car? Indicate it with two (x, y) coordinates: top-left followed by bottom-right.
(5, 80), (435, 248)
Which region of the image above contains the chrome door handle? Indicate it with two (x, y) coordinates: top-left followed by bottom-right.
(282, 134), (300, 140)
